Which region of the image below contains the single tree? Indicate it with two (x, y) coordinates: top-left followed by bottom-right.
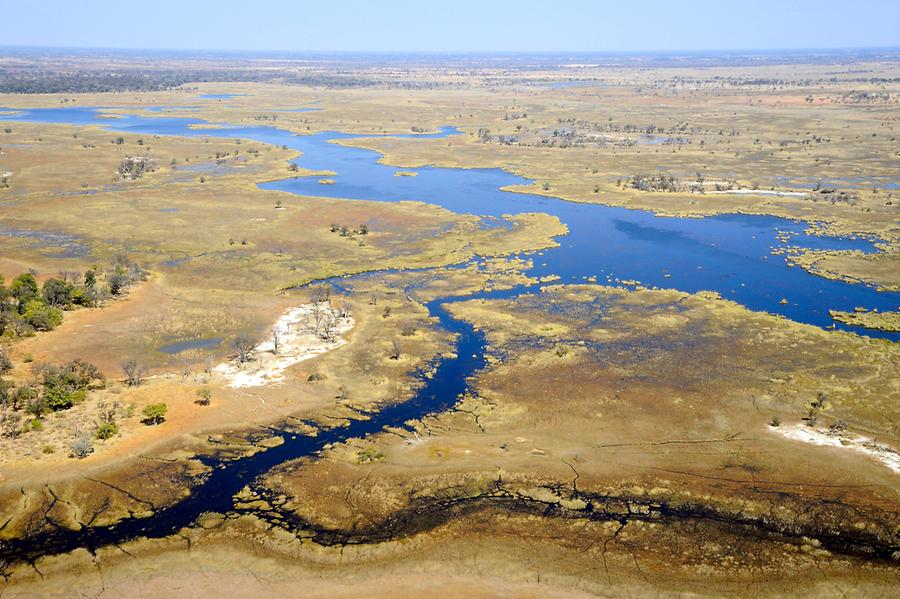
(232, 335), (256, 363)
(195, 387), (212, 406)
(141, 402), (167, 425)
(122, 359), (145, 387)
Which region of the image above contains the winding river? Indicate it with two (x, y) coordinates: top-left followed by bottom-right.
(0, 102), (897, 564)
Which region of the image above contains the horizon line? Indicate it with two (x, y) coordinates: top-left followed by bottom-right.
(2, 44), (900, 57)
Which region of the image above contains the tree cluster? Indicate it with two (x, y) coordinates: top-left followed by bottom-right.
(329, 223), (369, 237)
(117, 156), (155, 180)
(0, 255), (147, 339)
(628, 173), (681, 193)
(0, 357), (105, 439)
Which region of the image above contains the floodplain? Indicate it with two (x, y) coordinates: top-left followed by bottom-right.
(0, 49), (898, 597)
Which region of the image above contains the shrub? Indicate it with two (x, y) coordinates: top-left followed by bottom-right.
(42, 444), (55, 454)
(108, 273), (127, 296)
(122, 359), (145, 387)
(68, 286), (93, 307)
(41, 278), (74, 307)
(10, 274), (38, 305)
(95, 421), (119, 440)
(45, 385), (76, 410)
(0, 379), (13, 408)
(357, 448), (385, 464)
(141, 402), (167, 425)
(16, 387), (39, 413)
(1, 413), (21, 438)
(47, 360), (104, 389)
(41, 360), (103, 411)
(22, 299), (63, 331)
(25, 394), (45, 418)
(195, 387), (211, 406)
(70, 435), (93, 458)
(97, 400), (118, 424)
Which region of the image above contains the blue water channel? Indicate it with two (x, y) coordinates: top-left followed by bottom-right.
(2, 105), (896, 339)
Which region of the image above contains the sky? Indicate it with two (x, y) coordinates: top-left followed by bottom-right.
(3, 0), (899, 53)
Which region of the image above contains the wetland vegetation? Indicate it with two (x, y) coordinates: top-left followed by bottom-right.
(0, 40), (898, 598)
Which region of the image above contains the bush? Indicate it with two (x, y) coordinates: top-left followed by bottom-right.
(108, 273), (127, 296)
(41, 360), (103, 411)
(95, 421), (119, 440)
(68, 286), (94, 307)
(41, 278), (74, 307)
(45, 385), (76, 410)
(70, 435), (93, 458)
(357, 448), (385, 464)
(141, 402), (167, 425)
(10, 274), (38, 305)
(22, 299), (63, 331)
(195, 387), (211, 406)
(0, 379), (13, 408)
(0, 413), (21, 438)
(24, 394), (45, 418)
(16, 387), (39, 413)
(122, 359), (145, 387)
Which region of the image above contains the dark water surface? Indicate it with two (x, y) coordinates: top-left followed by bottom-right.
(159, 337), (223, 355)
(0, 103), (897, 564)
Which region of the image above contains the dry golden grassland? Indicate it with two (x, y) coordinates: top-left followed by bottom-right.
(0, 108), (563, 485)
(0, 116), (564, 367)
(0, 59), (898, 597)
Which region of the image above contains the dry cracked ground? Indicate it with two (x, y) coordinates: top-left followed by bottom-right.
(2, 276), (898, 598)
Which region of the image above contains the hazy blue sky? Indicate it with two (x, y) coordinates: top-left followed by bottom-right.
(4, 0), (899, 52)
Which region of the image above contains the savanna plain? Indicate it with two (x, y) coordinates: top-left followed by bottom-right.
(0, 50), (898, 597)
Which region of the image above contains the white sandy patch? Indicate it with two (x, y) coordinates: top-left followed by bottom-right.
(770, 424), (900, 474)
(708, 189), (808, 198)
(214, 302), (353, 388)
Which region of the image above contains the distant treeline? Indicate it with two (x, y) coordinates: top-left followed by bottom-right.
(0, 71), (194, 93)
(0, 69), (383, 94)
